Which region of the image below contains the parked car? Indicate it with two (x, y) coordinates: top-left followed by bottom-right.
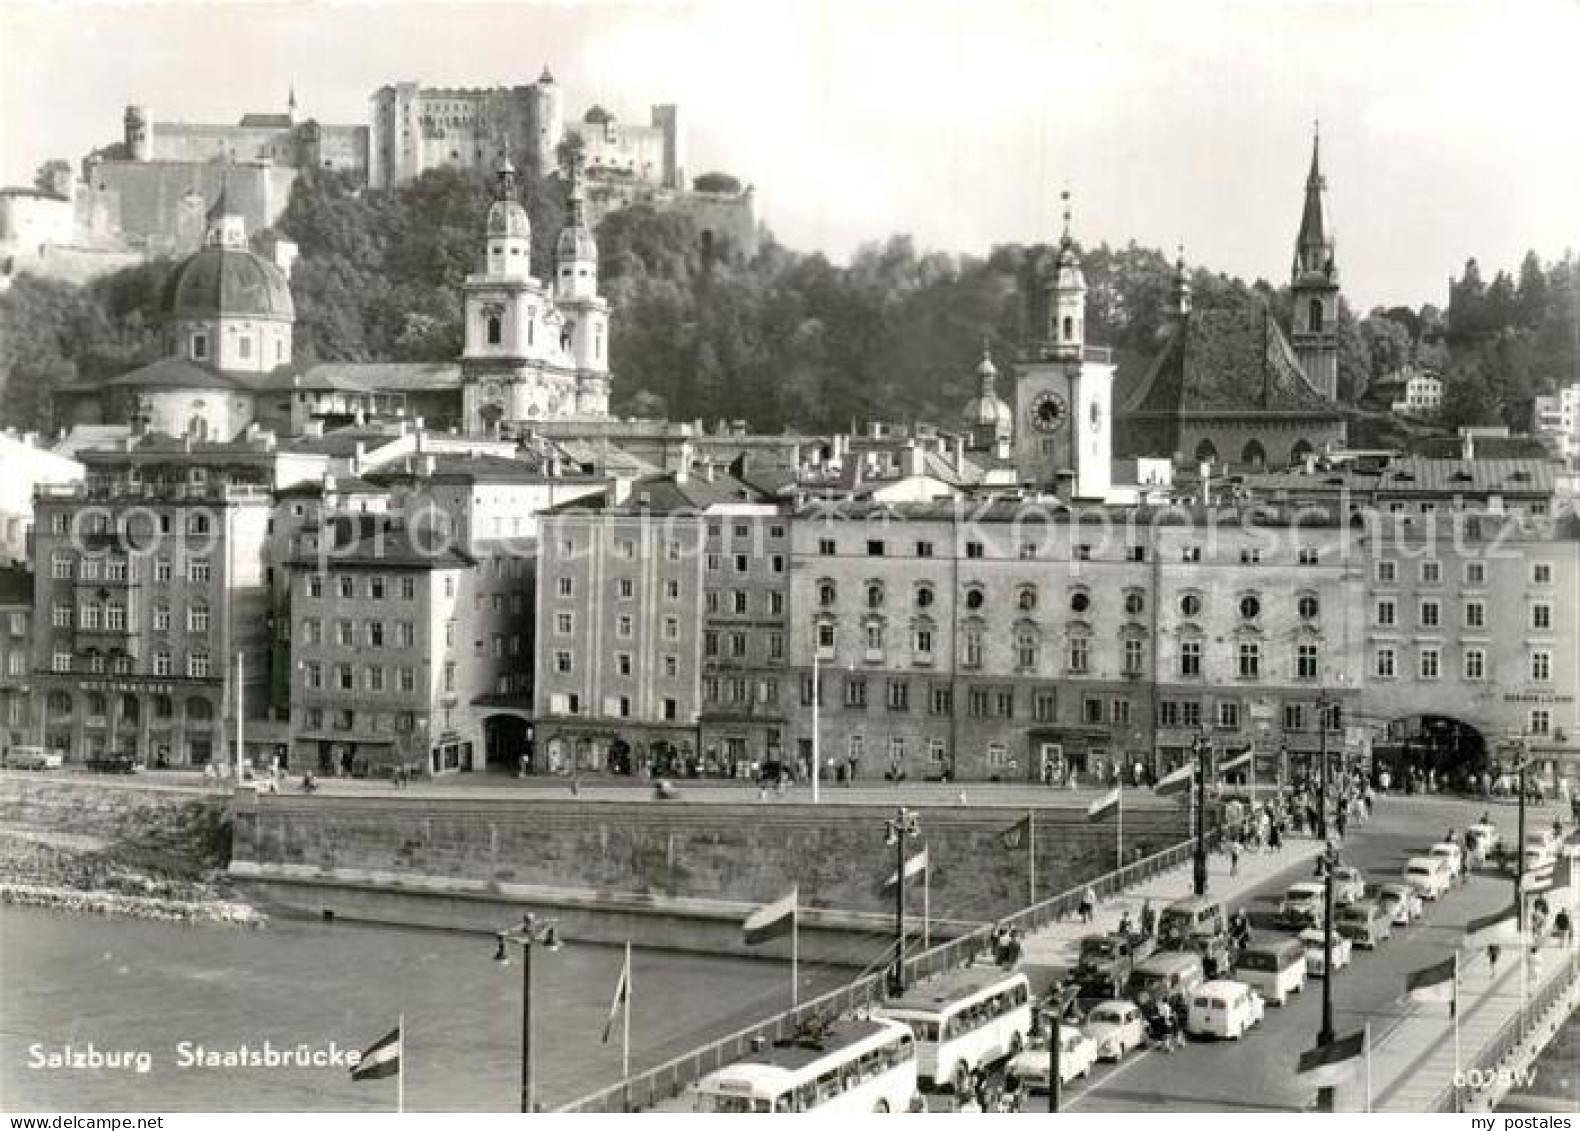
(1082, 1000), (1147, 1062)
(1331, 865), (1366, 905)
(1279, 882), (1327, 929)
(1334, 900), (1393, 949)
(1428, 842), (1464, 880)
(1402, 857), (1451, 901)
(1299, 928), (1353, 976)
(1, 745), (63, 771)
(1377, 883), (1424, 926)
(1127, 952), (1207, 1007)
(1185, 980), (1265, 1040)
(1235, 936), (1307, 1006)
(1009, 1024), (1096, 1090)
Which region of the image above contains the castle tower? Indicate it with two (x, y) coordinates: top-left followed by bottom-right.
(651, 103), (686, 190)
(1013, 192), (1114, 499)
(529, 67), (565, 179)
(1290, 124), (1340, 400)
(124, 105), (152, 162)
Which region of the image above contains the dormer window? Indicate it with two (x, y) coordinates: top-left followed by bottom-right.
(190, 333), (209, 361)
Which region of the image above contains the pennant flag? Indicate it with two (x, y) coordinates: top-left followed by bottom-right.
(1404, 956), (1456, 1004)
(1218, 750), (1252, 775)
(1155, 764), (1194, 797)
(1296, 1029), (1367, 1088)
(1087, 788), (1121, 822)
(884, 847), (929, 888)
(601, 945), (632, 1044)
(743, 890), (797, 946)
(1465, 905), (1520, 949)
(350, 1023), (401, 1082)
(1001, 815), (1031, 850)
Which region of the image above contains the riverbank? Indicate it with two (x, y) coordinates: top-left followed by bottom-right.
(0, 822), (263, 926)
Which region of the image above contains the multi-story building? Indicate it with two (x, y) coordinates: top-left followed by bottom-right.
(0, 566), (32, 751)
(0, 430), (84, 564)
(532, 469), (778, 776)
(1534, 382), (1580, 468)
(28, 437), (286, 768)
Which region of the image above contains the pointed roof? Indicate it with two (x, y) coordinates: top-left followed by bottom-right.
(1117, 298), (1346, 418)
(1293, 124), (1335, 281)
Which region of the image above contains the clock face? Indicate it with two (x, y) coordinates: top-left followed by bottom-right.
(1030, 391), (1068, 433)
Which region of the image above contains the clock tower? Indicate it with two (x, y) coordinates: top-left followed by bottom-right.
(1013, 193), (1114, 500)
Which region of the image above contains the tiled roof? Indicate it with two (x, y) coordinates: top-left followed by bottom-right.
(293, 362), (462, 391)
(101, 357), (251, 391)
(1378, 457), (1554, 495)
(1118, 301), (1345, 418)
(1412, 436), (1552, 461)
(290, 519), (475, 569)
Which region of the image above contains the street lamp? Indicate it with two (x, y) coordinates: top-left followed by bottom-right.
(885, 807), (921, 996)
(1192, 732), (1211, 896)
(1312, 838), (1341, 1112)
(1315, 690), (1334, 842)
(494, 913), (562, 1113)
(1507, 735), (1529, 933)
(1042, 984), (1079, 1114)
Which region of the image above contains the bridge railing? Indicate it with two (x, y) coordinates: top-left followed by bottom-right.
(558, 829), (1217, 1113)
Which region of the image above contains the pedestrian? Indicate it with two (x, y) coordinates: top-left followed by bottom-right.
(1335, 810), (1348, 840)
(1554, 908), (1572, 949)
(1229, 839), (1242, 877)
(1270, 821), (1283, 851)
(1079, 886), (1096, 924)
(1140, 899), (1156, 939)
(1487, 943), (1501, 973)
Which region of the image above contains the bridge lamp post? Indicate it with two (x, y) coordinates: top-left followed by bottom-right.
(494, 912), (562, 1113)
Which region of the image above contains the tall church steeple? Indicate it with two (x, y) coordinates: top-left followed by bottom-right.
(1043, 190), (1087, 361)
(1290, 123), (1340, 400)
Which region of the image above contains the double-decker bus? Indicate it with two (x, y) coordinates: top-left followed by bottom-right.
(876, 968), (1033, 1092)
(691, 1017), (918, 1113)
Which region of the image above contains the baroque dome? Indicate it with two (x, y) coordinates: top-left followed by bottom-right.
(166, 244), (294, 322)
(556, 222), (597, 261)
(487, 199), (531, 239)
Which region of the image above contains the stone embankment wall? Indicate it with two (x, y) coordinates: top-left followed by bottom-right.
(233, 793), (1189, 923)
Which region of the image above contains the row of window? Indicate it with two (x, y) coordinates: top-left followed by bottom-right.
(1373, 598), (1553, 631)
(298, 706), (422, 734)
(811, 537), (1329, 565)
(813, 581), (1317, 623)
(545, 691), (679, 720)
(51, 554), (210, 583)
(1373, 646), (1554, 683)
(303, 662), (428, 695)
(707, 590), (786, 616)
(554, 611), (685, 641)
(188, 329), (286, 364)
(50, 512), (215, 537)
(550, 650), (683, 680)
(1374, 559), (1554, 586)
(45, 690), (211, 722)
(305, 574), (422, 601)
(51, 650), (212, 678)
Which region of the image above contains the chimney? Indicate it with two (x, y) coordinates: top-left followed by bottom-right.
(675, 461), (689, 486)
(611, 477), (633, 505)
(677, 438), (695, 475)
(702, 462), (716, 482)
(322, 472), (337, 496)
(952, 434), (965, 475)
(353, 442), (366, 473)
(1461, 430), (1475, 461)
(905, 440), (924, 478)
(182, 434), (193, 452)
(421, 455), (437, 478)
(994, 436), (1011, 462)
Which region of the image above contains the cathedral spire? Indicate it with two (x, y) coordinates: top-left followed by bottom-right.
(1294, 121), (1335, 281)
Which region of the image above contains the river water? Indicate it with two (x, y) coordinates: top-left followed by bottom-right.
(0, 906), (856, 1112)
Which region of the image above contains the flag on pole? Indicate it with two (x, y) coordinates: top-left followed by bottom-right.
(1155, 763), (1194, 797)
(1404, 956), (1456, 1004)
(1465, 904), (1520, 949)
(601, 944), (632, 1044)
(1001, 815), (1031, 850)
(1522, 865), (1556, 893)
(1086, 787), (1121, 821)
(743, 890), (797, 946)
(884, 846), (929, 887)
(350, 1023), (402, 1082)
(1218, 750), (1252, 776)
(1296, 1029), (1367, 1088)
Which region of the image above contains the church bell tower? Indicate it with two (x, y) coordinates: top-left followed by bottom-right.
(1290, 124), (1340, 400)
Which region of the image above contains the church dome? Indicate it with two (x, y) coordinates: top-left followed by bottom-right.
(556, 222), (596, 262)
(487, 198), (532, 239)
(963, 392), (1013, 435)
(166, 243), (294, 322)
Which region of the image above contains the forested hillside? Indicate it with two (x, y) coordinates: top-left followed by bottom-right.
(2, 164), (1574, 436)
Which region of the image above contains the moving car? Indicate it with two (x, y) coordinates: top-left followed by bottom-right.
(1466, 822), (1500, 855)
(1331, 865), (1366, 905)
(1157, 896), (1233, 977)
(878, 969), (1032, 1093)
(1299, 928), (1353, 976)
(1428, 842), (1464, 880)
(1185, 980), (1265, 1040)
(1235, 936), (1307, 1006)
(1127, 952), (1207, 1007)
(1334, 900), (1393, 949)
(1376, 883), (1424, 926)
(1, 745), (64, 770)
(1008, 1025), (1096, 1090)
(1279, 882), (1327, 929)
(1082, 1000), (1147, 1062)
(1402, 857), (1450, 900)
(1072, 933), (1156, 1005)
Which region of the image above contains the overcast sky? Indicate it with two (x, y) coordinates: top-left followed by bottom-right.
(2, 0), (1576, 310)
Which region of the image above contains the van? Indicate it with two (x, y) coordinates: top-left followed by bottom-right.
(1157, 896), (1232, 975)
(1126, 952), (1206, 1006)
(2, 745), (62, 771)
(1279, 882), (1326, 929)
(1235, 936), (1307, 1006)
(1334, 900), (1392, 949)
(1402, 856), (1449, 900)
(1428, 842), (1464, 879)
(1185, 979), (1265, 1040)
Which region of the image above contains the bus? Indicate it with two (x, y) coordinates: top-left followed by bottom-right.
(691, 1017), (918, 1113)
(876, 968), (1033, 1093)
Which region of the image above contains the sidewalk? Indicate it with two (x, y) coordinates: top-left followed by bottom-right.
(1372, 873), (1578, 1113)
(1017, 837), (1323, 977)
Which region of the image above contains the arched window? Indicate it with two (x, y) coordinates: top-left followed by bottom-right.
(1241, 440), (1267, 469)
(486, 313), (503, 345)
(1017, 585), (1038, 612)
(865, 582), (884, 610)
(1194, 439), (1218, 465)
(187, 415), (210, 442)
(1290, 439), (1315, 465)
(915, 584), (935, 609)
(964, 586), (985, 611)
(1308, 298), (1324, 334)
(1062, 315), (1074, 341)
